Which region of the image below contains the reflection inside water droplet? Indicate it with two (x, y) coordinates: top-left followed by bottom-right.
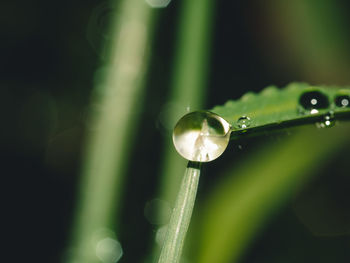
(173, 111), (231, 162)
(237, 116), (251, 129)
(310, 108), (319, 114)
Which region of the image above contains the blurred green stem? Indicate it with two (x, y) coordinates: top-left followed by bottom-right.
(66, 1), (155, 262)
(155, 1), (215, 260)
(159, 0), (215, 209)
(154, 0), (215, 260)
(158, 162), (201, 263)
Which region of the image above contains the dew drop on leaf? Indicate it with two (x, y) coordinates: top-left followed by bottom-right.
(237, 116), (251, 129)
(316, 112), (335, 128)
(299, 91), (329, 114)
(172, 111), (231, 162)
(335, 95), (350, 108)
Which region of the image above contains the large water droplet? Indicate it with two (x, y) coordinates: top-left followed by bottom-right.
(299, 91), (329, 114)
(173, 111), (231, 162)
(237, 116), (251, 129)
(335, 95), (350, 108)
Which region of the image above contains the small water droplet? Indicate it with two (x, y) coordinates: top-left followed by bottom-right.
(173, 111), (231, 162)
(299, 91), (329, 114)
(316, 112), (335, 128)
(237, 116), (251, 129)
(335, 95), (350, 108)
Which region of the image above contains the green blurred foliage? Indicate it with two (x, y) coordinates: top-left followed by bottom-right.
(3, 0), (350, 262)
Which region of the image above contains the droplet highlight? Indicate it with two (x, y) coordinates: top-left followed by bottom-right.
(237, 116), (251, 129)
(172, 111), (231, 162)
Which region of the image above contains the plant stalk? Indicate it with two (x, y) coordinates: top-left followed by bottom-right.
(158, 162), (201, 263)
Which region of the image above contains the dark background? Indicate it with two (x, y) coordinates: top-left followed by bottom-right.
(2, 0), (350, 262)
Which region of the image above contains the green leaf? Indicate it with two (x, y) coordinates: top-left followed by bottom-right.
(211, 83), (350, 136)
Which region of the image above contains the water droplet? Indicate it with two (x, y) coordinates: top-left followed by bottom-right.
(335, 95), (350, 108)
(237, 116), (251, 129)
(172, 111), (231, 162)
(299, 91), (329, 113)
(316, 112), (335, 128)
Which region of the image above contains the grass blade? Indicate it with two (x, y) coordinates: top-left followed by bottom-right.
(158, 0), (216, 205)
(158, 162), (201, 263)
